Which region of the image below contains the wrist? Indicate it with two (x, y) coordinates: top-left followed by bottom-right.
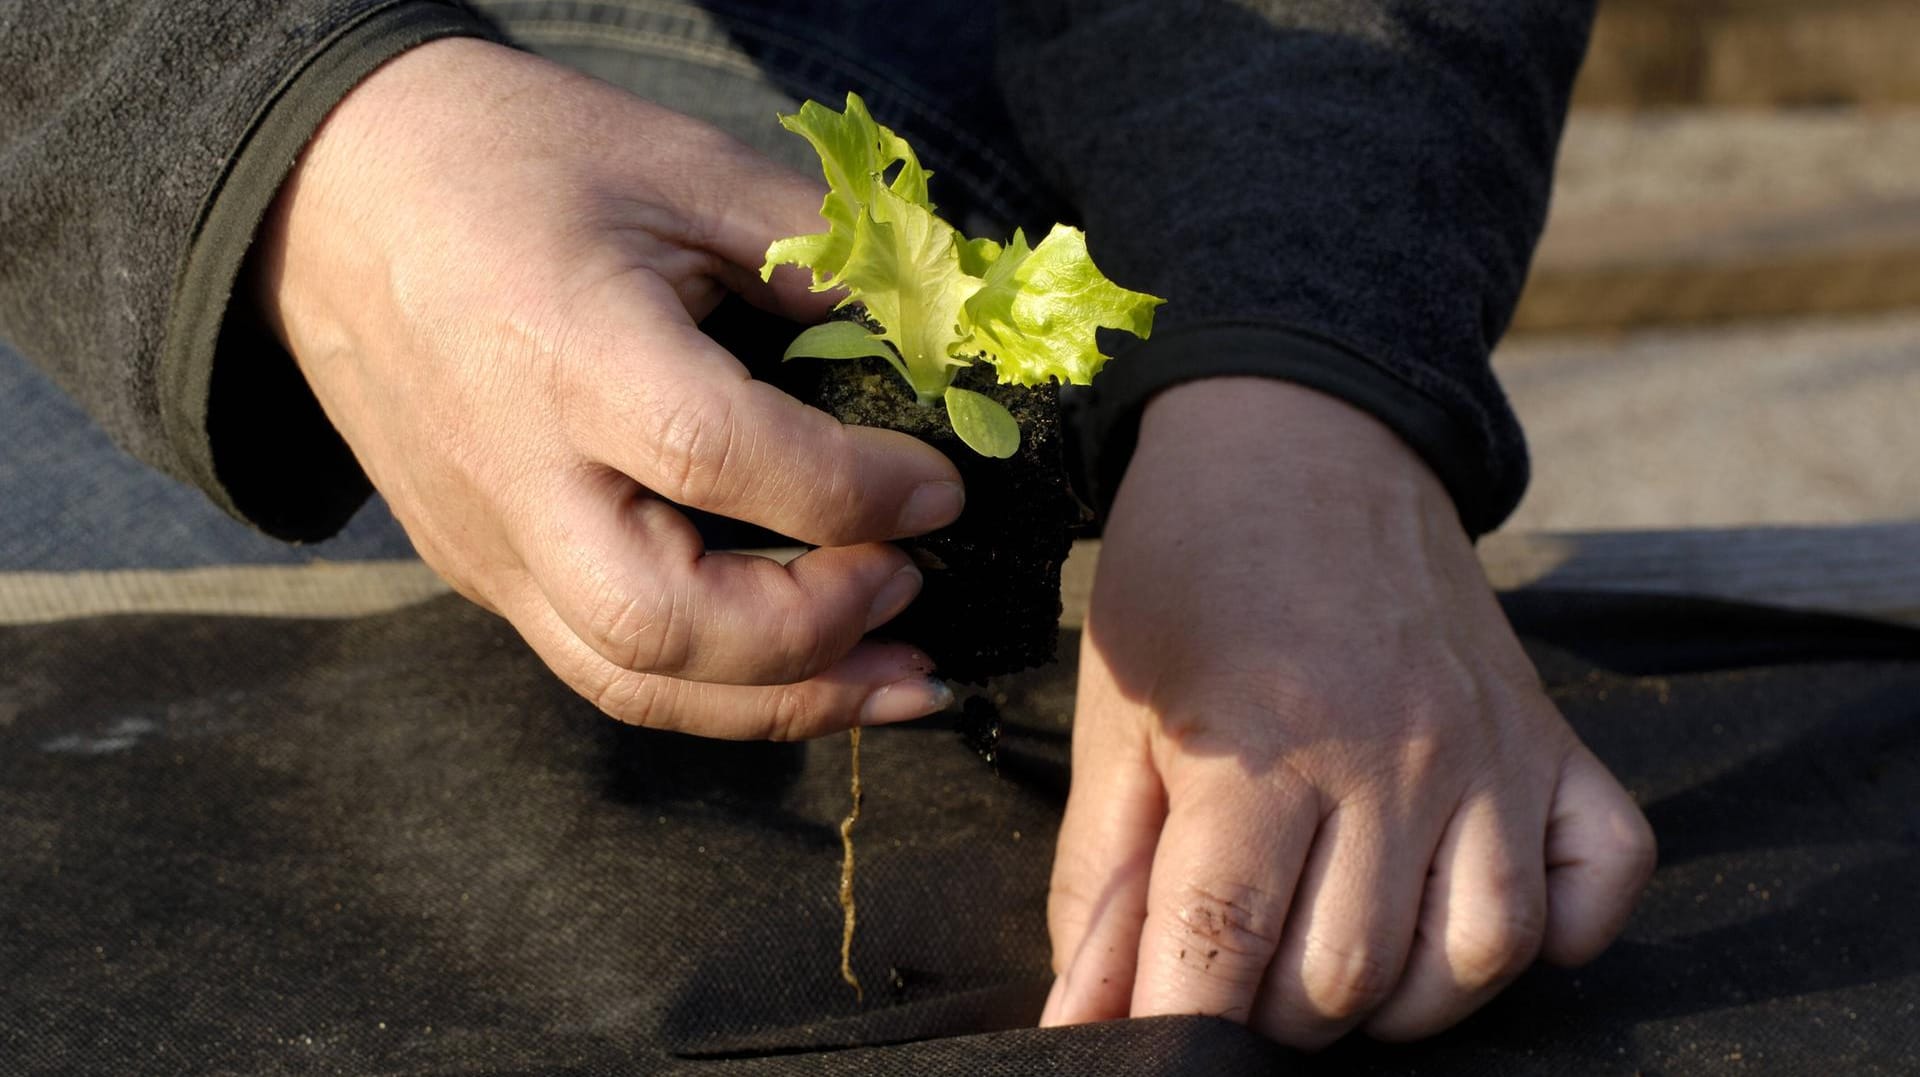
(1134, 377), (1456, 518)
(250, 38), (509, 358)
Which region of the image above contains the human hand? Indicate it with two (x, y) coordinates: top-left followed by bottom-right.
(1041, 378), (1655, 1047)
(253, 39), (962, 739)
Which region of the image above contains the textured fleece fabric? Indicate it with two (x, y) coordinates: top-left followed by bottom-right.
(1000, 1), (1593, 531)
(0, 2), (495, 538)
(5, 589), (1920, 1072)
(0, 1), (1591, 539)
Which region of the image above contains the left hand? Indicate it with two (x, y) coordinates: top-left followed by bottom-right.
(1040, 378), (1655, 1048)
(253, 40), (962, 741)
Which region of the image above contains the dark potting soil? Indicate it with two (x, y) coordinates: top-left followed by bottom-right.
(697, 296), (1085, 684)
(775, 352), (1086, 684)
(791, 357), (1082, 679)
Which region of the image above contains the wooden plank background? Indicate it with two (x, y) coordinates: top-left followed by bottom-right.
(1511, 0), (1920, 333)
(1060, 527), (1920, 632)
(1576, 0), (1920, 109)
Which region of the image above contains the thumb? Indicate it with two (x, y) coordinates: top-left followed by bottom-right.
(740, 262), (845, 326)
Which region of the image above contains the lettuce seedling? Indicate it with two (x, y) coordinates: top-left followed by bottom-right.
(762, 93), (1164, 457)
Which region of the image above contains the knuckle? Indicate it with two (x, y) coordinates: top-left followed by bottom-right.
(585, 581), (691, 675)
(1157, 668), (1318, 748)
(1302, 937), (1401, 1019)
(1163, 881), (1281, 982)
(1392, 724), (1458, 784)
(770, 600), (837, 681)
(760, 683), (817, 742)
(1451, 903), (1547, 987)
(589, 669), (667, 728)
(649, 390), (741, 507)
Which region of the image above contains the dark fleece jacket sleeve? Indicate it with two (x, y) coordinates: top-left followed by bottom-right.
(0, 1), (495, 540)
(998, 1), (1594, 536)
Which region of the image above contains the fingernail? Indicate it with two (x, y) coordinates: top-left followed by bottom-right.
(859, 676), (954, 726)
(865, 564), (922, 631)
(896, 480), (964, 535)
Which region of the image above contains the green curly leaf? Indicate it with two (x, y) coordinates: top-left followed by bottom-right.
(833, 187), (983, 392)
(761, 92), (1165, 455)
(958, 224), (1164, 388)
(758, 93), (934, 288)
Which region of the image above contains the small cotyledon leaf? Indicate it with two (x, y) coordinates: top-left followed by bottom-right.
(783, 321), (912, 384)
(943, 386), (1019, 458)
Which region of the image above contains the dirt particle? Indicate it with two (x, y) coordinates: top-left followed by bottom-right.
(958, 696), (1001, 766)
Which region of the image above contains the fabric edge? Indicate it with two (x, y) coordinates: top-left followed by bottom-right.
(1071, 320), (1523, 537)
(157, 1), (499, 540)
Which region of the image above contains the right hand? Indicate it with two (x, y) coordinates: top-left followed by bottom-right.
(1041, 380), (1656, 1048)
(253, 38), (963, 739)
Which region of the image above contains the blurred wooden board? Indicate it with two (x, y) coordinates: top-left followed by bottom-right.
(1064, 526), (1920, 631)
(1514, 110), (1920, 333)
(1477, 523), (1920, 628)
(1578, 0), (1920, 108)
(1514, 203), (1920, 332)
(1495, 313), (1920, 533)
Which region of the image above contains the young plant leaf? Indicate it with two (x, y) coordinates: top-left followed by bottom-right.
(759, 93), (934, 289)
(943, 386), (1019, 459)
(959, 224), (1163, 388)
(834, 186), (983, 394)
(761, 92), (1167, 456)
(957, 235), (1004, 278)
(782, 321), (911, 383)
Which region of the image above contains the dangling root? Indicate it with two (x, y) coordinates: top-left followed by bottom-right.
(838, 727), (864, 1001)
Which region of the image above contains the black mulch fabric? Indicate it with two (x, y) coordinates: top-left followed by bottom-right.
(2, 591), (1918, 1074)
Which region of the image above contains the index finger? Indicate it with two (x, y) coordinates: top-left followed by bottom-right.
(513, 468), (925, 686)
(564, 279), (965, 545)
(1130, 760), (1320, 1023)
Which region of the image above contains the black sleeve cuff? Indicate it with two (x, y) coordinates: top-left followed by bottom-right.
(1065, 320), (1530, 539)
(157, 2), (500, 543)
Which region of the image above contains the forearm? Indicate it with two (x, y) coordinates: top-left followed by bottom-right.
(997, 0), (1596, 535)
(0, 1), (495, 537)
